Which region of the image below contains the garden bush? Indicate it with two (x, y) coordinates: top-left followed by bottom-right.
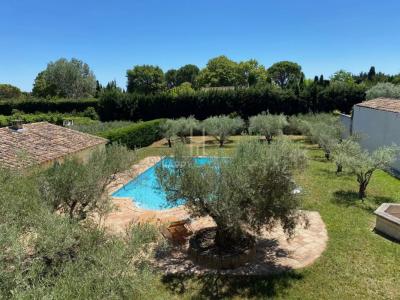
(0, 98), (98, 115)
(99, 119), (165, 149)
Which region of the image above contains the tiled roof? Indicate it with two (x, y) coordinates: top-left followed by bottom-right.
(356, 98), (400, 113)
(0, 122), (108, 169)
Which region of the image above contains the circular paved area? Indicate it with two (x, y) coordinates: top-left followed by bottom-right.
(155, 211), (328, 275)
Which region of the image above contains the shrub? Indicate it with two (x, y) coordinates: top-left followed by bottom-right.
(156, 139), (307, 249)
(99, 119), (165, 149)
(366, 82), (400, 100)
(249, 113), (288, 143)
(0, 84), (21, 99)
(202, 115), (244, 146)
(39, 144), (135, 220)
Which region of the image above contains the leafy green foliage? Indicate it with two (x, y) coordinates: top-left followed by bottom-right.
(176, 64), (200, 86)
(99, 119), (165, 149)
(268, 61), (303, 88)
(32, 58), (97, 98)
(156, 139), (307, 248)
(330, 70), (355, 84)
(127, 65), (165, 94)
(195, 55), (244, 87)
(366, 82), (400, 100)
(249, 113), (288, 143)
(0, 83), (22, 99)
(0, 167), (160, 299)
(39, 144), (135, 220)
(0, 98), (98, 115)
(202, 115), (244, 146)
(169, 116), (198, 143)
(167, 82), (195, 97)
(0, 112), (97, 127)
(71, 120), (134, 135)
(333, 141), (399, 199)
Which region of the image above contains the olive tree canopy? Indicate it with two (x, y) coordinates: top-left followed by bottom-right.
(202, 115), (244, 147)
(156, 139), (307, 249)
(333, 141), (399, 199)
(249, 113), (288, 144)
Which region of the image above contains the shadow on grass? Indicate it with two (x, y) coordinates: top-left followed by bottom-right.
(373, 228), (400, 244)
(161, 271), (303, 299)
(332, 190), (395, 213)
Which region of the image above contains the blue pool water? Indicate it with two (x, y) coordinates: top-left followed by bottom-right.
(112, 157), (216, 210)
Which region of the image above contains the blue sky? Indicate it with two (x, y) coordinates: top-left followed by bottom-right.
(1, 0), (400, 91)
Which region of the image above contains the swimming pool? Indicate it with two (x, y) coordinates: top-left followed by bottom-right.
(112, 157), (215, 210)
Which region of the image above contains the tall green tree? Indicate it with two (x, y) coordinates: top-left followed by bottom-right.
(165, 69), (178, 88)
(238, 59), (268, 87)
(367, 66), (376, 81)
(176, 64), (200, 86)
(126, 65), (165, 94)
(196, 55), (242, 87)
(0, 84), (22, 99)
(32, 58), (97, 98)
(330, 70), (355, 84)
(267, 61), (303, 88)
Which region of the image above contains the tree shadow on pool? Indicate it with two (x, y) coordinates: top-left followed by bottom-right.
(332, 190), (395, 213)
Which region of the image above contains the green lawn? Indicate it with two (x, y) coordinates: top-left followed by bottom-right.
(139, 136), (400, 299)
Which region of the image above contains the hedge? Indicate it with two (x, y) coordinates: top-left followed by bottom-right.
(98, 119), (165, 149)
(0, 113), (97, 127)
(0, 98), (98, 115)
(97, 83), (366, 121)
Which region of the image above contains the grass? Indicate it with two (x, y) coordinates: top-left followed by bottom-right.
(135, 135), (400, 299)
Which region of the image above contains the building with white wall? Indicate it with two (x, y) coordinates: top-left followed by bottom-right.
(349, 98), (400, 171)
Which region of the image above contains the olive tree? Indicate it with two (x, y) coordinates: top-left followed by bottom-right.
(202, 115), (244, 147)
(156, 139), (307, 249)
(249, 113), (288, 144)
(39, 144), (135, 221)
(306, 115), (343, 160)
(172, 116), (198, 143)
(160, 119), (176, 147)
(332, 136), (361, 173)
(333, 141), (399, 199)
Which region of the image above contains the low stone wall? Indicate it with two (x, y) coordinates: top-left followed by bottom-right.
(188, 244), (256, 269)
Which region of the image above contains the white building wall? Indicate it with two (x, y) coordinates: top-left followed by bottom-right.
(339, 113), (352, 139)
(352, 106), (400, 171)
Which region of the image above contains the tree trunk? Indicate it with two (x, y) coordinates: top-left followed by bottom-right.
(167, 138), (172, 148)
(219, 139), (224, 147)
(325, 150), (330, 161)
(358, 182), (367, 200)
(214, 226), (241, 250)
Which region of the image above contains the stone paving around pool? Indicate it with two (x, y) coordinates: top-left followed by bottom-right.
(104, 156), (329, 275)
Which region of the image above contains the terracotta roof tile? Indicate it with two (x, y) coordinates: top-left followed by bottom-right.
(356, 98), (400, 113)
(0, 122), (108, 169)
